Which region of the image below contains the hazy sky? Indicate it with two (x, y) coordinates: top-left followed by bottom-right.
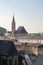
(0, 0), (43, 33)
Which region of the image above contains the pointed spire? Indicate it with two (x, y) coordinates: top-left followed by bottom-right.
(13, 14), (14, 22)
(12, 14), (16, 37)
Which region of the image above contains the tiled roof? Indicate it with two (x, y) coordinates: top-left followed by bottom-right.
(0, 40), (18, 56)
(15, 26), (28, 34)
(33, 54), (43, 65)
(38, 45), (43, 48)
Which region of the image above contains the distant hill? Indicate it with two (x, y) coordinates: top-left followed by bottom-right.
(0, 27), (6, 36)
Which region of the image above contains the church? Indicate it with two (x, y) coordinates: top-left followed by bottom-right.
(5, 15), (28, 41)
(11, 15), (28, 38)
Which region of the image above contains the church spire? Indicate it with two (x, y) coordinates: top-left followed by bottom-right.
(12, 15), (15, 23)
(12, 14), (16, 37)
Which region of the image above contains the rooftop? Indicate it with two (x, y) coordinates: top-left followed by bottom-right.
(15, 26), (28, 34)
(0, 40), (18, 56)
(33, 54), (43, 65)
(38, 44), (43, 48)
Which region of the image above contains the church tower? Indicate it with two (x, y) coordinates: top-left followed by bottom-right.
(12, 15), (16, 37)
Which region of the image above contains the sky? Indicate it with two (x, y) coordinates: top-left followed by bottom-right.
(0, 0), (43, 33)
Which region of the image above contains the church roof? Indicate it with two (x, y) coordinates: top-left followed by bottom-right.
(15, 26), (28, 34)
(0, 40), (18, 56)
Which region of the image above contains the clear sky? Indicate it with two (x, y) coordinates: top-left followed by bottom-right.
(0, 0), (43, 33)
